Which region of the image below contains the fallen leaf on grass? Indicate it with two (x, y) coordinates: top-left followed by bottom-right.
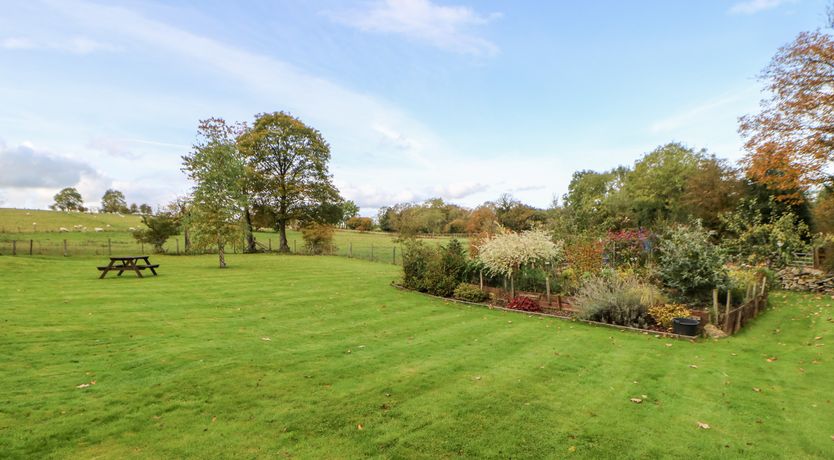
(76, 383), (90, 389)
(815, 336), (823, 340)
(689, 364), (699, 369)
(753, 388), (762, 393)
(766, 357), (777, 362)
(665, 343), (673, 347)
(211, 416), (217, 423)
(261, 337), (271, 341)
(697, 421), (710, 429)
(630, 398), (643, 404)
(567, 446), (576, 453)
(357, 424), (364, 430)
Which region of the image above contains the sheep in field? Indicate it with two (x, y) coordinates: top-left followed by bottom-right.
(59, 227), (69, 232)
(94, 227), (104, 232)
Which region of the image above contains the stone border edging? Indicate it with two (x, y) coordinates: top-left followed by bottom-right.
(390, 283), (697, 341)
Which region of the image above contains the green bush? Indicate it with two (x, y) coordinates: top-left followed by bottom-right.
(301, 224), (336, 255)
(132, 213), (179, 253)
(574, 273), (665, 328)
(657, 223), (727, 299)
(453, 283), (490, 302)
(401, 238), (468, 297)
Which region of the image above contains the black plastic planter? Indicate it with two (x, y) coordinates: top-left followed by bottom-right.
(672, 317), (700, 336)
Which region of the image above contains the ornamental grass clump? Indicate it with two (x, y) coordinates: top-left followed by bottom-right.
(574, 273), (664, 328)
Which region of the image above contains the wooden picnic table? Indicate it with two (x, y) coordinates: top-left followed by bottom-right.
(98, 256), (159, 279)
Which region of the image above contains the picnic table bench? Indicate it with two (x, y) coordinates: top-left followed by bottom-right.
(98, 256), (159, 279)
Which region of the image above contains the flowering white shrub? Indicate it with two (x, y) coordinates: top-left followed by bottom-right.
(477, 229), (564, 278)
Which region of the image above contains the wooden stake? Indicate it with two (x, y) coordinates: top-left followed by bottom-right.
(479, 270), (484, 290)
(712, 288), (719, 324)
(63, 239), (68, 257)
(29, 239), (33, 256)
(12, 240), (16, 256)
(724, 290), (731, 333)
(546, 274), (551, 305)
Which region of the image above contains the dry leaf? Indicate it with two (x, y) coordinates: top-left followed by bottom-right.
(568, 446), (576, 452)
(766, 357), (777, 362)
(689, 364), (699, 369)
(697, 421), (710, 429)
(357, 424), (364, 430)
(630, 398), (643, 404)
(76, 383), (90, 389)
(261, 337), (271, 341)
(665, 343), (673, 347)
(211, 416), (217, 423)
(753, 388), (762, 393)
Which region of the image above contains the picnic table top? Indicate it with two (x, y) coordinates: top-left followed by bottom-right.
(109, 255), (151, 260)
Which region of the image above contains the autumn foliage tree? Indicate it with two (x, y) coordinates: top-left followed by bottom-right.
(740, 28), (834, 202)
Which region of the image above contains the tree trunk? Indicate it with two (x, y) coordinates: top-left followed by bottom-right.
(183, 226), (191, 253)
(510, 275), (515, 299)
(278, 220), (290, 253)
(244, 207), (257, 253)
(218, 242), (227, 268)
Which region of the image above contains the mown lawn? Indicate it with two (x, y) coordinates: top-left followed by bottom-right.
(1, 254), (832, 458)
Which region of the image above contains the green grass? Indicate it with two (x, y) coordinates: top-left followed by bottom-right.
(1, 254), (832, 458)
(0, 208), (465, 262)
(0, 208), (143, 233)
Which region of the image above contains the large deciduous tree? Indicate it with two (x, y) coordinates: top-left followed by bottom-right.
(50, 187), (85, 212)
(182, 118), (248, 268)
(740, 27), (834, 202)
(101, 189), (128, 213)
(238, 112), (341, 253)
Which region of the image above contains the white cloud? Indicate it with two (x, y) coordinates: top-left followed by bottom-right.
(729, 0), (796, 15)
(0, 142), (102, 188)
(87, 137), (137, 159)
(328, 0), (500, 55)
(431, 181), (488, 199)
(0, 35), (118, 54)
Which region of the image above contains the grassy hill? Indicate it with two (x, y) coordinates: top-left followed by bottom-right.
(0, 208), (143, 233)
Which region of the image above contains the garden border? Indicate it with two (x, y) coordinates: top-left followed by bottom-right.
(391, 283), (696, 341)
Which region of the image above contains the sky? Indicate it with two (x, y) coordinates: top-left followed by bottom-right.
(0, 0), (827, 216)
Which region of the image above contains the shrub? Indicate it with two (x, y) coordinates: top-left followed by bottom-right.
(402, 239), (434, 291)
(507, 296), (541, 312)
(346, 217), (374, 232)
(453, 283), (490, 302)
(564, 238), (604, 275)
(301, 224), (336, 255)
(401, 238), (468, 297)
(132, 213), (179, 253)
(574, 273), (664, 328)
(648, 303), (693, 329)
(657, 223), (727, 299)
(423, 239), (468, 297)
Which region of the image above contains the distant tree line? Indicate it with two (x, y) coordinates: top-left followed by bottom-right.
(50, 187), (153, 214)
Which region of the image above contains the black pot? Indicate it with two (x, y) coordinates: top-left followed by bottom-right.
(672, 317), (700, 336)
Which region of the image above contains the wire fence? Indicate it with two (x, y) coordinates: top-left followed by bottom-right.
(0, 236), (405, 265)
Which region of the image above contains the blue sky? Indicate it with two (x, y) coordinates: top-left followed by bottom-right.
(0, 0), (826, 215)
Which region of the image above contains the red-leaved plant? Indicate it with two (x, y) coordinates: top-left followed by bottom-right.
(507, 296), (541, 312)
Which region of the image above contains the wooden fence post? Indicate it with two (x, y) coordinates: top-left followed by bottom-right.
(29, 239), (33, 256)
(479, 270), (484, 290)
(724, 290), (731, 333)
(557, 295), (563, 310)
(349, 242), (353, 258)
(12, 240), (16, 256)
(735, 303), (743, 333)
(268, 238), (272, 251)
(712, 289), (719, 324)
(546, 274), (551, 305)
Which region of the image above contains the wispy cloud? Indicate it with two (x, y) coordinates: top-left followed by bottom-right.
(328, 0), (501, 56)
(728, 0), (796, 15)
(0, 35), (119, 54)
(649, 87), (758, 134)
